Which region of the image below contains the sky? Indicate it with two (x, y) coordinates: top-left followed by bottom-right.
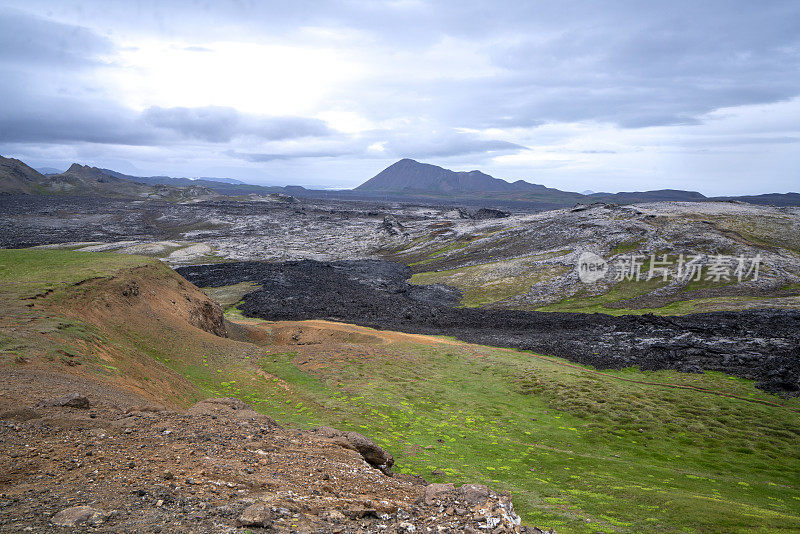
(0, 0), (798, 195)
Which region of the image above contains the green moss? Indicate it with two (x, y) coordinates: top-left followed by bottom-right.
(611, 239), (644, 255)
(196, 339), (800, 533)
(410, 256), (570, 308)
(200, 282), (262, 307)
(0, 248), (155, 298)
(5, 248), (800, 532)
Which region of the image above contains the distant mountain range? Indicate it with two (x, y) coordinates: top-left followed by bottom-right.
(3, 155), (800, 208)
(357, 158), (556, 194)
(37, 166), (245, 185)
(354, 158), (799, 207)
(99, 169), (246, 186)
(1, 157), (223, 202)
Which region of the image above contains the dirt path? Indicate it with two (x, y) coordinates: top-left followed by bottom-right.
(229, 317), (463, 347)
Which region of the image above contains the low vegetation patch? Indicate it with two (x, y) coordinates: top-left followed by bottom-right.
(203, 315), (800, 533)
(410, 256), (569, 308)
(3, 250), (799, 533)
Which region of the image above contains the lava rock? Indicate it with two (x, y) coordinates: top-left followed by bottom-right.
(51, 506), (103, 527)
(238, 503), (272, 527)
(315, 426), (395, 475)
(460, 483), (490, 506)
(473, 208), (510, 219)
(177, 260), (800, 395)
(423, 483), (456, 505)
(38, 393), (91, 409)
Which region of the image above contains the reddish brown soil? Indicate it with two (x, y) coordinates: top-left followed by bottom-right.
(0, 266), (541, 533)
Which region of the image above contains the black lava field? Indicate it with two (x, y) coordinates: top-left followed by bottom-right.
(176, 260), (800, 395)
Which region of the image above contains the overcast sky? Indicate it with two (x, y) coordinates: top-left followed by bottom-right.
(0, 0), (798, 194)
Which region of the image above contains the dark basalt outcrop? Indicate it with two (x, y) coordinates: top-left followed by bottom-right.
(177, 260), (800, 395)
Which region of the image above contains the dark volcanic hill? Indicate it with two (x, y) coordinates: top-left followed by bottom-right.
(100, 168), (300, 197)
(0, 157), (223, 201)
(589, 189), (707, 203)
(355, 158), (552, 194)
(45, 164), (159, 197)
(3, 154), (799, 208)
(0, 155), (46, 194)
(353, 159), (708, 205)
(354, 159), (800, 207)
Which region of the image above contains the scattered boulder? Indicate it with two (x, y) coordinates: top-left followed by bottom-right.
(315, 426), (395, 475)
(379, 215), (407, 236)
(459, 483), (490, 506)
(423, 482), (455, 505)
(473, 208), (510, 219)
(122, 281), (139, 297)
(322, 509), (346, 523)
(37, 393), (90, 409)
(268, 192), (297, 203)
(187, 397), (279, 427)
(238, 503), (272, 527)
(51, 506), (103, 527)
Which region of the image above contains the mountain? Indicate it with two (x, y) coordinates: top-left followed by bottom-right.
(712, 192), (800, 207)
(4, 155), (800, 209)
(0, 158), (223, 201)
(99, 168), (288, 196)
(34, 166), (65, 175)
(355, 159), (800, 208)
(100, 169), (244, 186)
(52, 164), (224, 201)
(588, 189), (707, 203)
(44, 163), (153, 197)
(198, 176), (245, 184)
(0, 155), (46, 194)
(356, 158), (547, 194)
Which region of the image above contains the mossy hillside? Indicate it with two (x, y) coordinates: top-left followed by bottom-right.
(409, 253), (570, 308)
(3, 250), (799, 532)
(205, 318), (800, 533)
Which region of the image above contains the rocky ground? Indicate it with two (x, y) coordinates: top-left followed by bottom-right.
(388, 201), (800, 312)
(0, 195), (435, 263)
(0, 372), (539, 533)
(1, 195), (798, 313)
(177, 260), (800, 395)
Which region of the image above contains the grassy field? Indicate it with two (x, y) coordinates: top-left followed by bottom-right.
(176, 312), (800, 533)
(2, 250), (800, 532)
(0, 248), (155, 297)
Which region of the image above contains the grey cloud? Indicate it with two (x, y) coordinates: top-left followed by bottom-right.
(480, 3), (800, 127)
(227, 149), (356, 162)
(382, 135), (527, 159)
(0, 8), (113, 67)
(142, 106), (332, 143)
(1, 1), (799, 192)
(0, 72), (157, 145)
(318, 2), (800, 130)
(226, 129), (526, 163)
(0, 97), (333, 146)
